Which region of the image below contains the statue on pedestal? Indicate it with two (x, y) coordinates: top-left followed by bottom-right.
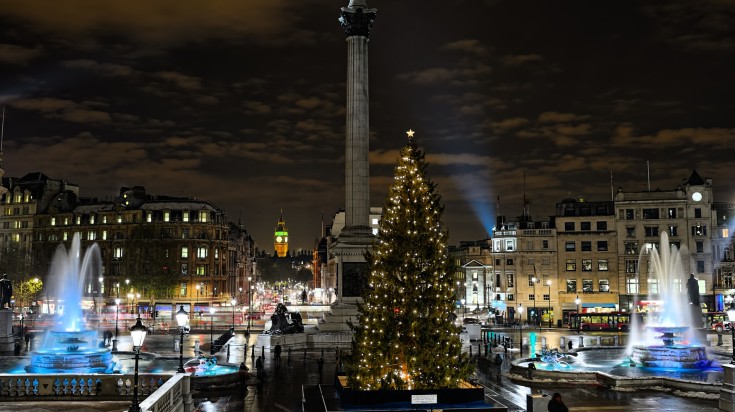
(0, 275), (12, 310)
(686, 273), (700, 306)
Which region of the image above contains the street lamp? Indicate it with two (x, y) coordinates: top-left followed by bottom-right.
(531, 277), (537, 326)
(517, 304), (524, 357)
(98, 276), (104, 315)
(248, 276), (253, 332)
(129, 317), (148, 412)
(175, 305), (189, 373)
(209, 307), (216, 355)
(575, 295), (581, 333)
(113, 298), (121, 351)
(546, 280), (552, 329)
(230, 298), (236, 331)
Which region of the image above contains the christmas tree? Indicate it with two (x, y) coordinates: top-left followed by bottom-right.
(347, 129), (473, 391)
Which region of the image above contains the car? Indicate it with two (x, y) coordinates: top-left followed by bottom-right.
(713, 321), (732, 332)
(463, 317), (482, 325)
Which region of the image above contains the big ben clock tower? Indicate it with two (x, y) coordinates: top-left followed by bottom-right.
(274, 211), (289, 257)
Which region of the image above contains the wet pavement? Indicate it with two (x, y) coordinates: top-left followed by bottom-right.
(4, 325), (729, 411)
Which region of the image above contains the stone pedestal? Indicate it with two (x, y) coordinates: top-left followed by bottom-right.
(0, 310), (15, 354)
(720, 363), (735, 411)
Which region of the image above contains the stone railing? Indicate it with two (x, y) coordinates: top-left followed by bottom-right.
(0, 373), (171, 400)
(140, 373), (193, 412)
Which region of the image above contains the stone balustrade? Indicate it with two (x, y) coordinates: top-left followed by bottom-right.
(0, 373), (171, 400)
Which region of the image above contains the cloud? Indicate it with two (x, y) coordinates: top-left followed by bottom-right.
(441, 39), (491, 56)
(491, 117), (530, 133)
(0, 1), (295, 45)
(612, 124), (735, 148)
(538, 111), (589, 123)
(154, 71), (202, 91)
(0, 44), (43, 65)
(398, 65), (493, 86)
(62, 59), (135, 77)
(502, 54), (543, 66)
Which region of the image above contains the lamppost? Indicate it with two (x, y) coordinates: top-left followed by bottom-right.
(209, 307), (216, 355)
(113, 298), (121, 351)
(546, 280), (552, 329)
(195, 284), (201, 328)
(517, 304), (524, 357)
(247, 276), (253, 332)
(531, 277), (537, 326)
(230, 298), (236, 331)
(135, 293), (140, 315)
(575, 295), (581, 333)
(460, 299), (466, 317)
(129, 317), (148, 412)
(175, 305), (189, 373)
(98, 276), (104, 315)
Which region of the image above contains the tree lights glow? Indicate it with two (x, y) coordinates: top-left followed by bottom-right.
(347, 130), (473, 390)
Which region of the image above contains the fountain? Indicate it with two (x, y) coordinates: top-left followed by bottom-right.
(25, 233), (118, 373)
(627, 232), (712, 369)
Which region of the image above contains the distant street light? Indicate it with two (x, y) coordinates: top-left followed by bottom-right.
(546, 280), (552, 329)
(113, 298), (121, 351)
(575, 295), (581, 333)
(517, 304), (524, 357)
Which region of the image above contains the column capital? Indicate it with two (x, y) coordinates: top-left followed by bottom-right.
(339, 6), (377, 38)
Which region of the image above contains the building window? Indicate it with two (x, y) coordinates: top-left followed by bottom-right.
(669, 226), (678, 236)
(625, 209), (634, 219)
(581, 241), (592, 252)
(695, 208), (702, 218)
(582, 259), (592, 271)
(667, 208), (677, 218)
(495, 259), (501, 266)
(116, 215), (122, 224)
(599, 279), (610, 292)
(624, 242), (638, 255)
(643, 208), (660, 219)
(566, 259), (576, 271)
(542, 240), (549, 249)
(696, 241), (704, 253)
(197, 246), (208, 259)
(182, 229), (190, 239)
(51, 217), (56, 226)
(181, 263), (188, 276)
(164, 211), (170, 222)
(543, 294), (550, 301)
(180, 282), (187, 296)
(626, 278), (639, 294)
(626, 227), (635, 237)
(196, 265), (207, 276)
(697, 260), (705, 273)
(528, 294), (535, 301)
(181, 247), (189, 258)
(507, 294), (514, 301)
(648, 278), (659, 294)
(527, 258), (535, 265)
(596, 221), (607, 231)
(506, 273), (514, 288)
(88, 231), (96, 241)
(691, 225), (707, 236)
(146, 212), (152, 223)
(598, 259), (609, 271)
(199, 210), (208, 223)
(625, 259), (638, 274)
(528, 275), (536, 286)
(114, 247), (123, 259)
(597, 241), (608, 251)
(565, 242), (576, 252)
(505, 240), (514, 251)
(564, 222), (575, 231)
(566, 279), (577, 293)
(582, 279), (593, 292)
(581, 222), (591, 231)
(644, 226), (659, 237)
(472, 271), (478, 280)
(506, 259), (514, 265)
(542, 257), (550, 265)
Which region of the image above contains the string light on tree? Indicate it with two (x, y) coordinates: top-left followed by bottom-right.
(347, 129), (473, 391)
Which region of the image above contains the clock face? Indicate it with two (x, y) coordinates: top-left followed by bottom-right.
(276, 236), (283, 243)
(692, 192), (702, 202)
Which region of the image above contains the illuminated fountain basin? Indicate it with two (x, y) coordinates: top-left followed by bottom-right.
(630, 326), (711, 369)
(25, 233), (113, 374)
(26, 330), (116, 373)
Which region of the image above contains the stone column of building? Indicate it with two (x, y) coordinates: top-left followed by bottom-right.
(339, 0), (376, 234)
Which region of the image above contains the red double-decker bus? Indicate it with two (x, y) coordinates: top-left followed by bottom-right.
(569, 311), (643, 331)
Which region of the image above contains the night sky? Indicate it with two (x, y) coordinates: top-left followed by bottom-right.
(1, 1), (733, 252)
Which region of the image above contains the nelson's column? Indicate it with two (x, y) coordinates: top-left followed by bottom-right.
(320, 0), (377, 332)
